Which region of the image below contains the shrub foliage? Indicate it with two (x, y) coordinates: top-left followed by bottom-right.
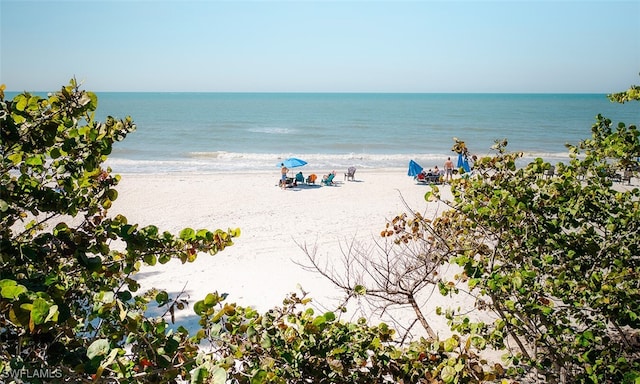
(302, 85), (640, 383)
(1, 80), (638, 383)
(0, 81), (239, 382)
(371, 89), (640, 383)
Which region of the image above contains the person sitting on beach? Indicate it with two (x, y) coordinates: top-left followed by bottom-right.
(322, 170), (336, 184)
(280, 163), (289, 189)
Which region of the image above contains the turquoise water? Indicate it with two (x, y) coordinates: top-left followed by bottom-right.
(7, 92), (639, 173)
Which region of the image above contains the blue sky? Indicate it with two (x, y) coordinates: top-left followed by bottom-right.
(1, 1), (639, 93)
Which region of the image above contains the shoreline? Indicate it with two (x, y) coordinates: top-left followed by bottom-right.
(103, 151), (576, 175)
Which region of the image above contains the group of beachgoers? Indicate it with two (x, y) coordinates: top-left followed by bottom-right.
(416, 155), (476, 184)
(278, 154), (477, 189)
(279, 164), (337, 189)
(415, 157), (453, 184)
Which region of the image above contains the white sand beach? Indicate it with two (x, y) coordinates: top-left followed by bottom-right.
(113, 167), (639, 340)
(111, 168), (466, 337)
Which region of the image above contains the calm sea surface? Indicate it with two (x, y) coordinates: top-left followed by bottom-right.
(8, 92), (640, 174)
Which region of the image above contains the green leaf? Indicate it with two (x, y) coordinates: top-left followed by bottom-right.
(443, 337), (458, 352)
(210, 367), (227, 384)
(312, 316), (326, 327)
(180, 228), (196, 240)
(96, 291), (115, 304)
(260, 335), (272, 349)
(7, 152), (23, 164)
(0, 280), (27, 299)
(86, 256), (102, 272)
(25, 155), (43, 165)
(196, 229), (211, 240)
(144, 254), (157, 266)
(87, 339), (110, 359)
(424, 190), (434, 202)
(106, 189), (118, 201)
(49, 147), (62, 159)
(193, 300), (206, 316)
(324, 311), (336, 322)
(15, 94), (28, 111)
(512, 274), (523, 289)
(440, 365), (457, 383)
(250, 369), (266, 384)
(204, 293), (220, 306)
(31, 298), (51, 325)
(190, 367), (205, 384)
(156, 291), (170, 305)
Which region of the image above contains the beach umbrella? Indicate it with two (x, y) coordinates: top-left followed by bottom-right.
(408, 160), (423, 177)
(457, 154), (471, 173)
(277, 157), (307, 169)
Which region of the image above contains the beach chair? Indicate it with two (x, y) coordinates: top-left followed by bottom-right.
(344, 166), (356, 181)
(415, 172), (427, 184)
(279, 177), (295, 188)
(606, 167), (621, 182)
(294, 172), (305, 185)
(306, 173), (317, 184)
(322, 173), (336, 186)
(425, 172), (441, 184)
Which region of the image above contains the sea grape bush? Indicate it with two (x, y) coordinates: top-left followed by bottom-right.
(0, 81), (240, 383)
(430, 89), (640, 382)
(302, 84), (640, 383)
(189, 291), (499, 383)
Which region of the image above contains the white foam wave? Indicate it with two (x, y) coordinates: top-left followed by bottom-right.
(106, 150), (574, 175)
(246, 127), (297, 135)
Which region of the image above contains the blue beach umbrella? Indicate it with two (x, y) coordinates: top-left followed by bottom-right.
(408, 160), (423, 177)
(277, 157), (307, 169)
(457, 154), (471, 173)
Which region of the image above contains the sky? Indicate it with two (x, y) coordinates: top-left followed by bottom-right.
(1, 1), (639, 93)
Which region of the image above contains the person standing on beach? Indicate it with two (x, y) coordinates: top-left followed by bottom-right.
(444, 157), (454, 182)
(280, 163), (289, 188)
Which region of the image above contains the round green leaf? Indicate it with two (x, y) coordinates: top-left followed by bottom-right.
(179, 228), (195, 240)
(0, 280), (27, 299)
(87, 339), (110, 359)
(324, 311), (336, 322)
(210, 367), (227, 384)
(155, 291), (169, 305)
(440, 365), (457, 383)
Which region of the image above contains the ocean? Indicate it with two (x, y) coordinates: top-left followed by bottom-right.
(8, 92), (640, 174)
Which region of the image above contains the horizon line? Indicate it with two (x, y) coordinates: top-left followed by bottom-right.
(3, 90), (614, 95)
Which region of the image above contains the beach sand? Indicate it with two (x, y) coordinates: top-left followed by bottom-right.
(111, 168), (470, 338)
(106, 166), (638, 362)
